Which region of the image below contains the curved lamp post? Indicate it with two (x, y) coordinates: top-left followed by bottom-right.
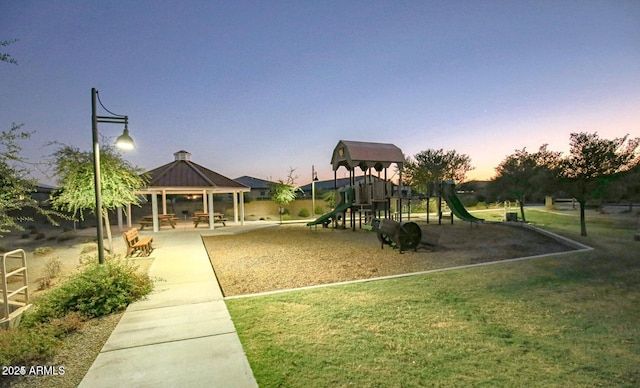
(91, 87), (135, 264)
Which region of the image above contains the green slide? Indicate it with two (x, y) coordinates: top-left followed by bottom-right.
(442, 181), (484, 222)
(307, 200), (352, 226)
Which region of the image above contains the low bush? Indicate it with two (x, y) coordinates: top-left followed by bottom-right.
(25, 257), (153, 324)
(44, 257), (62, 279)
(298, 208), (310, 217)
(33, 246), (54, 256)
(56, 231), (77, 242)
(0, 312), (85, 366)
(314, 206), (324, 215)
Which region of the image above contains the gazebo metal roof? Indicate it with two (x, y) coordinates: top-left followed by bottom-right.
(139, 150), (249, 194)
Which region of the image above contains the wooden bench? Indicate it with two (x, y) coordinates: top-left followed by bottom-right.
(123, 228), (154, 257)
(193, 212), (228, 227)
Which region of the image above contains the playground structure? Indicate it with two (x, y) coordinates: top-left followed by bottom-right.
(306, 140), (484, 253)
(425, 180), (484, 224)
(307, 140), (408, 230)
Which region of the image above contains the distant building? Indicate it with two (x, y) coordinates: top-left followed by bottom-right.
(234, 176), (276, 200)
(298, 176), (387, 198)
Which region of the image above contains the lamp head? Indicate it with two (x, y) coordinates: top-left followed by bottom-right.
(115, 120), (135, 150)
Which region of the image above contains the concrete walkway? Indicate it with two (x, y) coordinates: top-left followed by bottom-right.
(79, 222), (267, 387)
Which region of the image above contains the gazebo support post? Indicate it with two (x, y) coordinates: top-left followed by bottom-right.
(240, 192), (245, 225)
(162, 190), (167, 214)
(233, 191), (239, 223)
(207, 192), (215, 230)
(151, 193), (159, 232)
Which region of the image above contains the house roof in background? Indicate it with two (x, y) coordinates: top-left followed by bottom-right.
(234, 176), (275, 190)
(299, 176), (387, 192)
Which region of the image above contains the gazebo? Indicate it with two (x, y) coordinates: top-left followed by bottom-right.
(132, 150), (250, 232)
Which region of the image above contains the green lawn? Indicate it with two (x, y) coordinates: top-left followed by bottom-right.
(226, 209), (640, 387)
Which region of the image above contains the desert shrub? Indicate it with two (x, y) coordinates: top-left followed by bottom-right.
(25, 257), (153, 323)
(34, 232), (46, 240)
(44, 257), (62, 279)
(34, 246), (54, 256)
(0, 312), (85, 366)
(80, 244), (97, 255)
(56, 231), (77, 242)
(0, 324), (60, 365)
(298, 208), (310, 217)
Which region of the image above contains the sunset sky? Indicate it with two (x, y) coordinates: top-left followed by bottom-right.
(1, 1), (638, 186)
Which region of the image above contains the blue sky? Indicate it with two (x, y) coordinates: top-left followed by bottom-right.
(1, 0), (639, 185)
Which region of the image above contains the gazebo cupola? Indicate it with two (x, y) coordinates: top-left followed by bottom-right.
(174, 150), (191, 161)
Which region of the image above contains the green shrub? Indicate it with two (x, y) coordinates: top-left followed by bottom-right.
(0, 312), (85, 366)
(0, 323), (61, 365)
(56, 231), (77, 242)
(298, 208), (310, 217)
(25, 257), (153, 324)
(34, 232), (46, 240)
(34, 246), (53, 256)
(314, 205), (324, 215)
(80, 244), (97, 255)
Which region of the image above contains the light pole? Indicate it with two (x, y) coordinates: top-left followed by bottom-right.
(92, 87), (135, 264)
(311, 165), (318, 217)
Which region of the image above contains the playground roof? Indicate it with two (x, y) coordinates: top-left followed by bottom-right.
(331, 140), (405, 171)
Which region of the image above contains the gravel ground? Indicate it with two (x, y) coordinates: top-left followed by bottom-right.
(2, 312), (124, 388)
(204, 222), (574, 296)
(1, 226), (151, 388)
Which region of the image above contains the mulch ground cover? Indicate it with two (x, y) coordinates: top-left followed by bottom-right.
(204, 222), (575, 296)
